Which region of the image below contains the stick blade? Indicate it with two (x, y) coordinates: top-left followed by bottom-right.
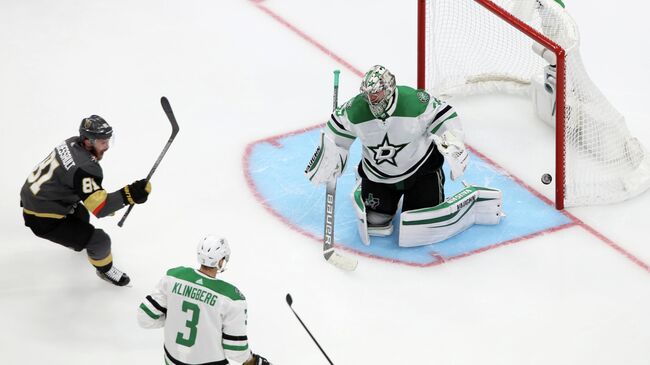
(327, 252), (358, 271)
(285, 293), (293, 306)
(160, 96), (180, 136)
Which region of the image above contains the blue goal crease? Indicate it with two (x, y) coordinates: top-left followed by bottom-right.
(246, 129), (571, 266)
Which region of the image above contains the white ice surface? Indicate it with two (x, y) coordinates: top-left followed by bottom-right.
(1, 1), (649, 364)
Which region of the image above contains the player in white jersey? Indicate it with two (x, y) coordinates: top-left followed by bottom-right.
(138, 235), (271, 365)
(306, 65), (503, 246)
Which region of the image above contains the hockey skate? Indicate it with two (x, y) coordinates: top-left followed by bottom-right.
(96, 266), (131, 286)
(368, 221), (394, 237)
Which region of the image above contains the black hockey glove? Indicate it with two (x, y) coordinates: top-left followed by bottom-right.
(243, 353), (271, 365)
(121, 179), (151, 205)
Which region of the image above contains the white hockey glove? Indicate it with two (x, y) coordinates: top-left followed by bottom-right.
(304, 132), (349, 186)
(432, 130), (469, 181)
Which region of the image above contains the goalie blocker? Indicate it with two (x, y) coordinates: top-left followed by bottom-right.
(352, 184), (505, 247)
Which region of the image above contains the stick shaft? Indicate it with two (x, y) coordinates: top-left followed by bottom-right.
(321, 71), (357, 270)
(117, 135), (175, 226)
(332, 70), (340, 111)
(323, 70), (340, 257)
(323, 70), (340, 256)
(118, 97), (179, 227)
(288, 306), (334, 364)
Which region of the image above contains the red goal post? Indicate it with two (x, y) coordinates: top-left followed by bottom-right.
(417, 0), (650, 209)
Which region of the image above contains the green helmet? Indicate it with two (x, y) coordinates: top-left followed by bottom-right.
(360, 65), (396, 118)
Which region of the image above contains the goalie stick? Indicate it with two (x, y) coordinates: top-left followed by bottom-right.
(323, 70), (358, 271)
(285, 294), (334, 365)
(118, 96), (180, 227)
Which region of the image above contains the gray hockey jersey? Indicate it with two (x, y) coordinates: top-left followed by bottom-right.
(20, 136), (118, 218)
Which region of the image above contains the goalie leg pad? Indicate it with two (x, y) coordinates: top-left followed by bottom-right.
(473, 187), (505, 225)
(398, 185), (504, 247)
(350, 178), (370, 245)
(350, 178), (395, 244)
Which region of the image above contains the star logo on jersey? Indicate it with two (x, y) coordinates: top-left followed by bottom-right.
(195, 278), (203, 285)
(367, 134), (407, 167)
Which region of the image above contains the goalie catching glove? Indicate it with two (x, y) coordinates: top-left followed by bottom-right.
(432, 130), (469, 180)
(120, 179), (151, 205)
(304, 132), (349, 185)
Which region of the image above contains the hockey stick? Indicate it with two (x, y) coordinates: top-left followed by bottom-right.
(323, 71), (358, 271)
(285, 294), (334, 365)
(118, 96), (180, 227)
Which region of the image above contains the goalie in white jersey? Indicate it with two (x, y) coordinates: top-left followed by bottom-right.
(138, 235), (271, 365)
(305, 65), (503, 246)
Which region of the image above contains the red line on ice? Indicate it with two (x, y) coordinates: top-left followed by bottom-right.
(252, 1), (364, 78)
(247, 1), (650, 272)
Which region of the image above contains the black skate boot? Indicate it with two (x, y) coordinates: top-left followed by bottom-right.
(96, 266), (131, 286)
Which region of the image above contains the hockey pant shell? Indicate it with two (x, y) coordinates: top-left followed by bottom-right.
(353, 166), (445, 244)
(399, 186), (504, 247)
(23, 206), (113, 266)
(357, 166), (445, 214)
(23, 206), (95, 252)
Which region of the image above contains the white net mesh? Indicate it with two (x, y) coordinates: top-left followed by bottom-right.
(424, 0), (650, 206)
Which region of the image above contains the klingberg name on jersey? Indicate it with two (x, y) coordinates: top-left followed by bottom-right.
(171, 281), (218, 306)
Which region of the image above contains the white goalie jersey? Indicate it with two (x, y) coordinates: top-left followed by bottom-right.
(326, 85), (462, 184)
(138, 267), (251, 365)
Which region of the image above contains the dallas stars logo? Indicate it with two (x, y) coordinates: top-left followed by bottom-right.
(365, 193), (380, 210)
(367, 134), (407, 167)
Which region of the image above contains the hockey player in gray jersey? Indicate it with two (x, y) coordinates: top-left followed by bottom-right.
(20, 115), (151, 286)
(305, 65), (504, 246)
(138, 235), (271, 365)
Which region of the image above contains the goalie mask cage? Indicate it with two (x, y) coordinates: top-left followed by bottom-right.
(417, 0), (650, 209)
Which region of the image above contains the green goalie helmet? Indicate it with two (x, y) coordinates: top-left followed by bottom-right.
(360, 65), (396, 118)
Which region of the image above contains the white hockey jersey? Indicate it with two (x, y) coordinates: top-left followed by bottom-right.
(325, 85), (461, 184)
(138, 267), (251, 365)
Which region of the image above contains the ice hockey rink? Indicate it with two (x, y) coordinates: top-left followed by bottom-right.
(1, 0), (649, 364)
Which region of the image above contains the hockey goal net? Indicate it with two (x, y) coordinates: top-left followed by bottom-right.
(418, 0), (650, 208)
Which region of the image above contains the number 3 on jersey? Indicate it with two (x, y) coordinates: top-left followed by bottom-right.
(27, 151), (60, 195)
(176, 301), (200, 347)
